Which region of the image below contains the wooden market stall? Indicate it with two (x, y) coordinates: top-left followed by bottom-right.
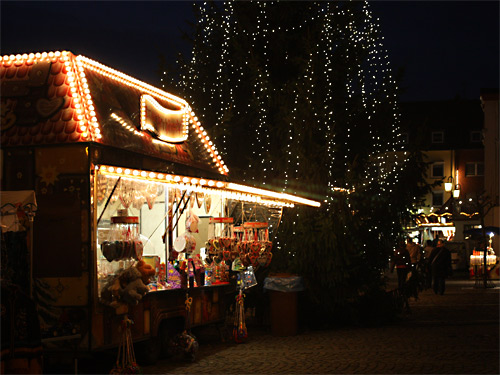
(0, 51), (320, 365)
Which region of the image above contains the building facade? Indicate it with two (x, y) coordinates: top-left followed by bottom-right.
(480, 89), (499, 253)
(400, 98), (485, 248)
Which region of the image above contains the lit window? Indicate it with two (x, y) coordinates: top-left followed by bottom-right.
(431, 162), (444, 178)
(431, 131), (444, 143)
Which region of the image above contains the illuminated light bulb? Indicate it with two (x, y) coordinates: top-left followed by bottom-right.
(199, 179), (206, 185)
(174, 176), (181, 182)
(124, 169), (131, 175)
(208, 180), (215, 187)
(108, 166), (115, 173)
(166, 175), (173, 181)
(116, 168), (123, 174)
(182, 177), (189, 183)
(133, 170), (140, 176)
(157, 173), (164, 179)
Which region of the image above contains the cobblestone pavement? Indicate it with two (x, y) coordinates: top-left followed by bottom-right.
(139, 275), (499, 375)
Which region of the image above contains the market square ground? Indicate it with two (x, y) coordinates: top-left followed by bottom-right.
(65, 271), (499, 374)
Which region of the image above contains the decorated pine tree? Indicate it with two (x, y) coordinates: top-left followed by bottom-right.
(162, 1), (430, 321)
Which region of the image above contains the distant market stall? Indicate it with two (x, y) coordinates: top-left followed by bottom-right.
(0, 51), (320, 365)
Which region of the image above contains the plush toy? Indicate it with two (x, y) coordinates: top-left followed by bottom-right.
(121, 278), (149, 305)
(136, 260), (156, 285)
(100, 262), (156, 314)
(118, 266), (142, 285)
(100, 272), (129, 314)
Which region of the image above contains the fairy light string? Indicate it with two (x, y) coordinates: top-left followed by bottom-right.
(167, 1), (406, 249)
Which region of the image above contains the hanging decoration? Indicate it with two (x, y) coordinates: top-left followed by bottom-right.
(110, 316), (141, 374)
(168, 294), (199, 362)
(233, 290), (247, 344)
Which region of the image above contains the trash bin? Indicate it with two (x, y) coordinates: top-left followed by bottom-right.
(264, 274), (304, 336)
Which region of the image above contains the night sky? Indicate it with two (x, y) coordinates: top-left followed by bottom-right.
(1, 1), (498, 102)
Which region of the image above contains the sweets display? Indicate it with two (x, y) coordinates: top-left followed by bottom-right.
(101, 214), (143, 261)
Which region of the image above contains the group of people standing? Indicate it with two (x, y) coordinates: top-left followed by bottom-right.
(391, 237), (452, 295)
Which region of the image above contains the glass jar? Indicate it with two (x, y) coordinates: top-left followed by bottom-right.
(101, 215), (143, 262)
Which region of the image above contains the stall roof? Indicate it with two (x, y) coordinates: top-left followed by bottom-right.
(2, 51), (322, 208)
(1, 51), (227, 176)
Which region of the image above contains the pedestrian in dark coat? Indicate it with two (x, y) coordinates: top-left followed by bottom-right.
(391, 241), (411, 291)
(427, 239), (452, 295)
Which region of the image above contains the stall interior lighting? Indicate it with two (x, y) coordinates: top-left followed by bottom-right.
(96, 165), (321, 208)
(226, 182), (321, 207)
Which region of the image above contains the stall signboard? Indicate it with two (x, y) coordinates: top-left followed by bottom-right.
(209, 217), (234, 224)
(141, 94), (187, 143)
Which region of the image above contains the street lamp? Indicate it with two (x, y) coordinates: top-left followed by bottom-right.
(445, 171), (461, 198)
(444, 176), (453, 192)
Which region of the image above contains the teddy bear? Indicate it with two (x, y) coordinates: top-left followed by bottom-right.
(99, 261), (157, 314)
(136, 259), (156, 285)
(99, 271), (129, 314)
(117, 265), (149, 306)
(121, 278), (149, 306)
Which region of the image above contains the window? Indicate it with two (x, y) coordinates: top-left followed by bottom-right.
(432, 191), (444, 206)
(431, 131), (444, 143)
(470, 131), (482, 143)
(431, 162), (444, 178)
(465, 162), (484, 176)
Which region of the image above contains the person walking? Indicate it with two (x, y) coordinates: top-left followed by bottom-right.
(406, 238), (422, 268)
(391, 241), (411, 291)
(423, 240), (435, 288)
(423, 240), (434, 260)
(427, 239), (452, 295)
